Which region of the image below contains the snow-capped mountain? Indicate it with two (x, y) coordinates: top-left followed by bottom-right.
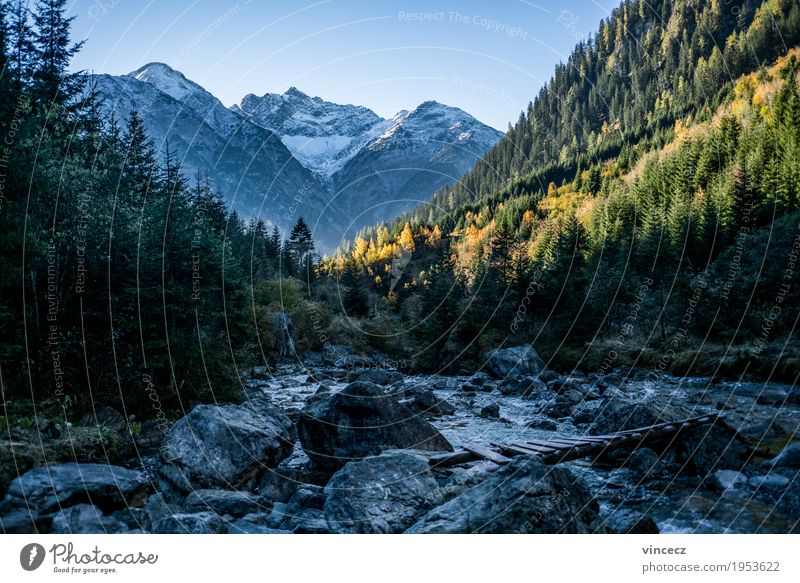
(91, 63), (503, 249)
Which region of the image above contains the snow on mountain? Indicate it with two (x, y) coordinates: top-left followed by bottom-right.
(232, 87), (385, 174)
(92, 62), (503, 249)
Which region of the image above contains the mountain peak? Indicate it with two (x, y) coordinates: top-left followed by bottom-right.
(128, 62), (202, 102)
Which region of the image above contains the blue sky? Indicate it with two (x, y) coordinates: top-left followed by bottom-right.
(68, 0), (618, 130)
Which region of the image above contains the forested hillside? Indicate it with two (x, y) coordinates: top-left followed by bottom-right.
(326, 0), (800, 379)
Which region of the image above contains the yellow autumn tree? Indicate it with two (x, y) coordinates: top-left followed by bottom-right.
(398, 223), (415, 253)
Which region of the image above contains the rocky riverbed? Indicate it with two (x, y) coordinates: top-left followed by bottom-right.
(2, 345), (799, 534)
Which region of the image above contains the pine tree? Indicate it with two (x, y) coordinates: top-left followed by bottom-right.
(31, 0), (84, 108)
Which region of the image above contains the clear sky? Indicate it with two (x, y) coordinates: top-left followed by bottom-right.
(68, 0), (618, 131)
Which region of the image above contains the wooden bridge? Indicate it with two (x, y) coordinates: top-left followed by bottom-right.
(429, 413), (724, 468)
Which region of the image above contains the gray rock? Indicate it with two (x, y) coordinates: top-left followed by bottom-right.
(763, 443), (800, 470)
(484, 345), (545, 379)
(587, 399), (684, 435)
(183, 489), (266, 517)
(480, 403), (501, 419)
(673, 424), (752, 476)
(624, 448), (662, 477)
(226, 512), (287, 534)
(50, 504), (129, 534)
(324, 451), (438, 533)
(527, 417), (558, 431)
(498, 376), (548, 398)
(161, 398), (294, 490)
(710, 469), (748, 491)
(297, 381), (452, 470)
(406, 457), (602, 533)
(0, 508), (47, 534)
(749, 474), (791, 490)
(603, 509), (659, 534)
(258, 469), (301, 504)
(400, 387), (455, 417)
(3, 463), (149, 514)
(152, 511), (228, 534)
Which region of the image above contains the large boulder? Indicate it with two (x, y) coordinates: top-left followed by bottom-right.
(1, 463), (149, 514)
(763, 442), (800, 470)
(324, 451), (438, 533)
(50, 504), (130, 534)
(183, 489), (266, 517)
(406, 457), (603, 533)
(484, 345), (545, 379)
(587, 399), (685, 435)
(151, 511), (228, 534)
(297, 382), (452, 470)
(161, 398), (294, 490)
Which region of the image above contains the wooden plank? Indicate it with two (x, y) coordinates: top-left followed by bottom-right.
(497, 444), (545, 458)
(428, 450), (477, 467)
(525, 438), (610, 449)
(508, 441), (562, 454)
(462, 443), (513, 465)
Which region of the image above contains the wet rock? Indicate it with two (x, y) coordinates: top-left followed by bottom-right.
(587, 399), (683, 435)
(227, 513), (287, 534)
(160, 398), (294, 490)
(50, 504), (129, 534)
(541, 399), (574, 419)
(498, 376), (548, 398)
(480, 403), (501, 419)
(258, 468), (301, 504)
(539, 370), (559, 384)
(527, 417), (558, 431)
(0, 508), (48, 534)
(603, 509), (659, 534)
(748, 473), (791, 490)
(763, 443), (800, 470)
(400, 387), (455, 417)
(673, 424), (752, 475)
(152, 511), (228, 534)
(183, 489), (266, 517)
(623, 448), (662, 477)
(710, 470), (748, 491)
(484, 345), (545, 379)
(406, 457), (603, 533)
(297, 381), (452, 470)
(2, 463), (149, 514)
(324, 451), (437, 533)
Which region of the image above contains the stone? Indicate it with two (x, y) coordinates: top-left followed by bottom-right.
(258, 468), (301, 504)
(297, 382), (452, 470)
(527, 417), (558, 431)
(152, 511), (228, 534)
(160, 398), (294, 490)
(479, 403), (501, 419)
(603, 509), (660, 534)
(587, 399), (684, 435)
(763, 443), (800, 470)
(227, 513), (287, 534)
(710, 469), (748, 491)
(324, 451), (438, 533)
(498, 376), (548, 398)
(400, 387), (455, 417)
(484, 345), (545, 379)
(624, 448), (662, 477)
(406, 457), (603, 533)
(50, 504), (129, 534)
(183, 489), (266, 517)
(2, 463), (149, 514)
